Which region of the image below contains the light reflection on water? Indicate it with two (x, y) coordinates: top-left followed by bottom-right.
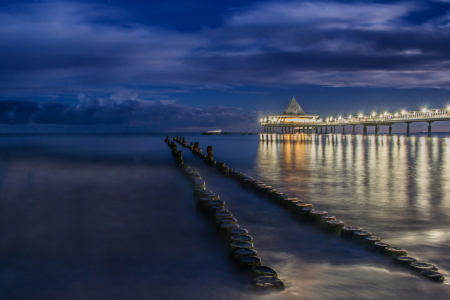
(0, 133), (449, 299)
(256, 135), (450, 267)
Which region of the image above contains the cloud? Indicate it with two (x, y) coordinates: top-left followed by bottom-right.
(0, 100), (39, 124)
(227, 2), (413, 30)
(0, 95), (259, 129)
(1, 0), (450, 94)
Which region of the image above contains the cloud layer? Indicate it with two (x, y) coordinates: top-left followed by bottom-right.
(1, 1), (450, 130)
(1, 0), (450, 94)
(0, 94), (259, 130)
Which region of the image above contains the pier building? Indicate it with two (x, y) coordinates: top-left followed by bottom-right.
(260, 97), (450, 137)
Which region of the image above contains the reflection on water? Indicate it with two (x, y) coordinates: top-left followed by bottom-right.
(0, 133), (449, 299)
(257, 134), (450, 251)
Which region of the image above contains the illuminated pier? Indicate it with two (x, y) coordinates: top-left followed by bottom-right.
(260, 97), (450, 137)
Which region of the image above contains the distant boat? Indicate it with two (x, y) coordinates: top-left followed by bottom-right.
(207, 129), (222, 133)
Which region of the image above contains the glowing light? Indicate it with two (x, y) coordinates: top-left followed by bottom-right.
(260, 118), (263, 122)
(448, 106), (450, 110)
(379, 114), (383, 118)
(372, 112), (376, 116)
(402, 110), (406, 114)
(348, 115), (352, 118)
(384, 112), (388, 115)
(338, 116), (342, 120)
(358, 114), (363, 118)
(422, 108), (427, 112)
(395, 113), (399, 117)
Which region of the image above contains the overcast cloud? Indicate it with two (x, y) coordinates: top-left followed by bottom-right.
(1, 1), (450, 128)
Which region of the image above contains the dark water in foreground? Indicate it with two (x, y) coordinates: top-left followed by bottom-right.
(0, 133), (449, 299)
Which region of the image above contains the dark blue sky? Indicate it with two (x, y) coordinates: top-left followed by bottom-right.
(2, 0), (450, 132)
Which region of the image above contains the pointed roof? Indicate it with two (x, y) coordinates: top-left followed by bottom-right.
(282, 96), (306, 115)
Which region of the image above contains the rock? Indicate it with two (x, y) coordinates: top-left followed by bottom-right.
(233, 249), (257, 260)
(251, 266), (278, 277)
(251, 276), (285, 288)
(341, 226), (362, 238)
(230, 234), (253, 244)
(239, 256), (261, 269)
(420, 270), (444, 281)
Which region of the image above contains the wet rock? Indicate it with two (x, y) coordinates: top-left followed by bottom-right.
(326, 220), (345, 233)
(420, 270), (444, 281)
(373, 242), (391, 253)
(384, 247), (407, 257)
(410, 262), (438, 272)
(233, 249), (257, 260)
(251, 266), (278, 278)
(239, 256), (261, 269)
(341, 226), (362, 238)
(395, 256), (417, 266)
(251, 276), (285, 288)
(230, 234), (253, 244)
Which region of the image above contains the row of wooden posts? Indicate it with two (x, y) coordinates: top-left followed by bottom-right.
(169, 135), (445, 283)
(165, 135), (285, 288)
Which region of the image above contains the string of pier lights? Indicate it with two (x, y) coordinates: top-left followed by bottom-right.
(325, 106), (450, 123)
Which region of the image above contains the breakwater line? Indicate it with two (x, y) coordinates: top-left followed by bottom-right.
(164, 136), (285, 288)
(173, 136), (446, 283)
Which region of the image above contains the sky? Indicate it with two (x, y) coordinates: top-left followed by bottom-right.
(2, 0), (450, 132)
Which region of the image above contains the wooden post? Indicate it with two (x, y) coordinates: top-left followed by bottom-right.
(206, 145), (214, 163)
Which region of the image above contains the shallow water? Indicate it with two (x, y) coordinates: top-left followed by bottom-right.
(0, 133), (449, 299)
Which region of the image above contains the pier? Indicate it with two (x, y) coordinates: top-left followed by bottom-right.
(261, 97), (450, 137)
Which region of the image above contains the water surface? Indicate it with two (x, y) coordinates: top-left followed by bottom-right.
(0, 133), (449, 299)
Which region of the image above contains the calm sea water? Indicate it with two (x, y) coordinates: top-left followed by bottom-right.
(0, 133), (449, 299)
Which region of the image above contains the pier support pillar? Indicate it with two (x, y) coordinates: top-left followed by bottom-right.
(353, 125), (355, 135)
(342, 126), (345, 134)
(375, 125), (379, 136)
(321, 127), (323, 134)
(427, 122), (433, 137)
(333, 126), (336, 134)
(363, 126), (367, 136)
(325, 126), (328, 134)
(389, 125), (392, 136)
(406, 123), (410, 137)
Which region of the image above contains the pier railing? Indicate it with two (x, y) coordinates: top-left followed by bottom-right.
(261, 110), (450, 126)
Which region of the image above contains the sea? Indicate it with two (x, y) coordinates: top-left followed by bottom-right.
(0, 132), (449, 299)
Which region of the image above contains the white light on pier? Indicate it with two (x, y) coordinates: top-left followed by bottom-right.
(372, 112), (376, 116)
(402, 110), (406, 114)
(358, 114), (363, 118)
(349, 115), (352, 118)
(422, 108), (427, 112)
(448, 106), (450, 110)
(395, 113), (399, 116)
(384, 112), (387, 115)
(379, 114), (383, 118)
